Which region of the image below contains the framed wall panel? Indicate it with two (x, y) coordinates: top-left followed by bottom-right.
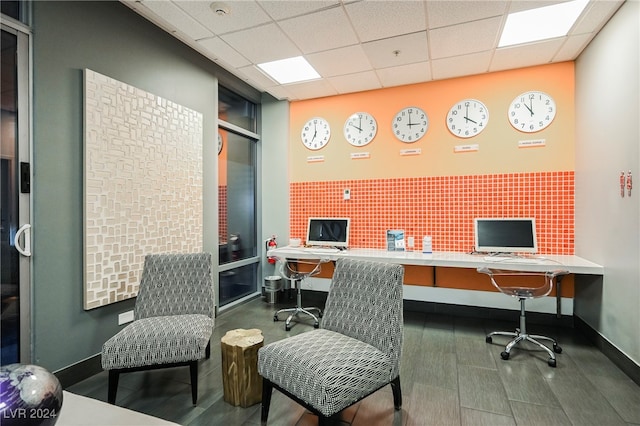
(83, 69), (203, 309)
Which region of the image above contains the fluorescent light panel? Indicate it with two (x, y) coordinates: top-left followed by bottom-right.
(257, 56), (320, 84)
(499, 0), (589, 47)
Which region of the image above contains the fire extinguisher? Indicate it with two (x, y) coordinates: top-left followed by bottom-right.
(266, 235), (277, 264)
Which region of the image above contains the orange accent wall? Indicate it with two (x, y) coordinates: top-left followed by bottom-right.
(291, 171), (574, 254)
(289, 62), (574, 181)
(288, 62), (576, 255)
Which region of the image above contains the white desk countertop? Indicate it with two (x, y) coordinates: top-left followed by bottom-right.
(268, 247), (604, 275)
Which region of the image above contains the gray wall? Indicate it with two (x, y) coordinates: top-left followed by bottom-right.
(31, 1), (258, 371)
(574, 0), (640, 367)
(259, 94), (290, 281)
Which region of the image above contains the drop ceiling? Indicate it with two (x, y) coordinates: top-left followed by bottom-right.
(121, 0), (624, 101)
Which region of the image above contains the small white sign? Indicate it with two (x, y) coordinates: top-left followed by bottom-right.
(400, 148), (421, 156)
(518, 139), (546, 148)
(307, 155), (325, 163)
(454, 144), (479, 153)
(351, 152), (370, 159)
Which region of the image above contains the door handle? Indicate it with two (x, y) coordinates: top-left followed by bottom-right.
(14, 223), (32, 257)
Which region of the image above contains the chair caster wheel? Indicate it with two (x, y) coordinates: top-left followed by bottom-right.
(500, 351), (510, 360)
(314, 323), (319, 329)
(486, 336), (492, 343)
(548, 358), (557, 367)
(273, 316), (279, 322)
(285, 325), (291, 331)
(553, 344), (562, 354)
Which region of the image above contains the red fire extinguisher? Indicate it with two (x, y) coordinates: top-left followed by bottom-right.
(266, 235), (277, 264)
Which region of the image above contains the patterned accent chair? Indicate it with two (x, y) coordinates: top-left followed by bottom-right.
(258, 258), (404, 424)
(101, 252), (214, 405)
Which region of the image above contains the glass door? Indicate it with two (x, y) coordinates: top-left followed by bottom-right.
(1, 24), (31, 365)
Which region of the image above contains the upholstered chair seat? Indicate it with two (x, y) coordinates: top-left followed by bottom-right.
(101, 252), (214, 405)
(258, 258), (404, 424)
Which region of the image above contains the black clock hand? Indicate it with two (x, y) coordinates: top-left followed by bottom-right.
(312, 123), (318, 141)
(465, 117), (478, 124)
(349, 123), (363, 132)
(524, 99), (534, 116)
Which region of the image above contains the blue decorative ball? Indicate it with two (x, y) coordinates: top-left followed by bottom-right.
(0, 364), (63, 426)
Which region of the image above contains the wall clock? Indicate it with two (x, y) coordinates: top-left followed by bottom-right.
(446, 99), (489, 138)
(218, 131), (223, 154)
(392, 106), (428, 143)
(508, 91), (557, 133)
(344, 112), (377, 147)
(301, 117), (331, 150)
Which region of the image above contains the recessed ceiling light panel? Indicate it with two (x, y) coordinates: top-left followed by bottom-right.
(257, 56), (321, 85)
(499, 0), (589, 47)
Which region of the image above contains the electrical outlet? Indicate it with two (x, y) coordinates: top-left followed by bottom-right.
(343, 189), (351, 200)
(118, 310), (134, 325)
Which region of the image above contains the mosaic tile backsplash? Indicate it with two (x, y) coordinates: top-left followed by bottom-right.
(84, 69), (203, 310)
(290, 171), (574, 255)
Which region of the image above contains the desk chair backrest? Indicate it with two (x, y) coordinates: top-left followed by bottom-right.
(134, 252), (214, 320)
(321, 258), (404, 379)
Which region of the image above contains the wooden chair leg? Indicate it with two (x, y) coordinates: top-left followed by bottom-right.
(261, 378), (273, 425)
(391, 376), (402, 410)
(190, 361), (198, 405)
(107, 370), (119, 405)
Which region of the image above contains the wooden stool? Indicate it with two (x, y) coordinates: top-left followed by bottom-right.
(221, 328), (264, 407)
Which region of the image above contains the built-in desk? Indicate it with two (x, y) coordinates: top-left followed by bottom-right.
(267, 247), (604, 317)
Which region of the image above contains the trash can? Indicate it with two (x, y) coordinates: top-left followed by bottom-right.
(264, 276), (282, 304)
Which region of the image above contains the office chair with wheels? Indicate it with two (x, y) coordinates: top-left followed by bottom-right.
(477, 267), (569, 367)
(273, 258), (324, 331)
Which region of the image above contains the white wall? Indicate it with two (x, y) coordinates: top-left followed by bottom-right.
(574, 0), (639, 366)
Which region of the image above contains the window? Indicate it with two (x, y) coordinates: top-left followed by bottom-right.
(218, 87), (259, 307)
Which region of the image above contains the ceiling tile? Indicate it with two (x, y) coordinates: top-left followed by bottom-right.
(138, 0), (213, 40)
(283, 79), (339, 100)
(429, 16), (502, 60)
(376, 62), (432, 88)
(307, 45), (372, 77)
(220, 23), (301, 64)
(259, 0), (340, 20)
(431, 51), (493, 80)
(507, 1), (566, 14)
(197, 37), (251, 68)
(553, 33), (593, 62)
(490, 38), (566, 72)
(345, 0), (427, 42)
(362, 32), (428, 69)
(279, 7), (359, 54)
(328, 71), (382, 94)
(175, 0), (271, 36)
(572, 0), (624, 35)
(237, 64), (279, 89)
(426, 1), (507, 29)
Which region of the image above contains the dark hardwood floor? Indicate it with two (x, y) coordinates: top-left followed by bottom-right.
(67, 294), (640, 425)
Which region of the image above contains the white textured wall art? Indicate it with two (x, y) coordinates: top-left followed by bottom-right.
(83, 69), (203, 310)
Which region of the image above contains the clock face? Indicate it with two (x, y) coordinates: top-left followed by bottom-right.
(218, 132), (223, 154)
(301, 117), (331, 150)
(392, 107), (428, 143)
(344, 112), (377, 147)
(508, 91), (557, 133)
(446, 99), (489, 138)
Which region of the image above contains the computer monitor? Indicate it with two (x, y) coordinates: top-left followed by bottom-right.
(306, 217), (350, 248)
(474, 218), (537, 254)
